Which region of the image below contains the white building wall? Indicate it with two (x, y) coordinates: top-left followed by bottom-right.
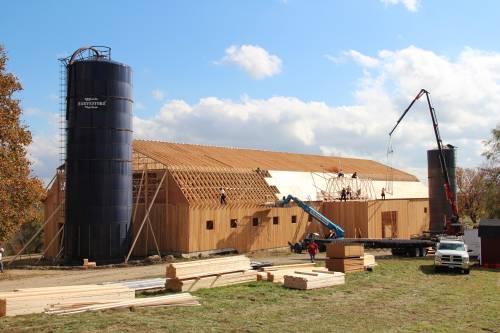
(266, 170), (428, 201)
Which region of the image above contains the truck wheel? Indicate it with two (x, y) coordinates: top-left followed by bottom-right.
(463, 269), (470, 274)
(293, 243), (303, 254)
(434, 266), (441, 273)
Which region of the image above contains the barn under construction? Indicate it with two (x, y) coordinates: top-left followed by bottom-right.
(43, 140), (430, 259)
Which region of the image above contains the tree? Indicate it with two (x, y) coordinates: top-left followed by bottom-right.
(0, 45), (45, 243)
(482, 124), (499, 166)
(481, 125), (500, 219)
(456, 167), (487, 226)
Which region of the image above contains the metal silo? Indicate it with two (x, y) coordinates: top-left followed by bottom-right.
(63, 46), (133, 264)
(427, 146), (456, 234)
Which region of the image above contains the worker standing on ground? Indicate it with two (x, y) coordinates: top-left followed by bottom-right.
(347, 185), (352, 200)
(220, 187), (227, 205)
(381, 188), (386, 200)
(307, 241), (319, 263)
(0, 247), (4, 273)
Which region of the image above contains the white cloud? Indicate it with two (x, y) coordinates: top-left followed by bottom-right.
(28, 45), (500, 187)
(380, 0), (421, 12)
(218, 44), (282, 79)
(28, 132), (60, 185)
(152, 89), (165, 101)
(345, 50), (380, 67)
(325, 50), (380, 68)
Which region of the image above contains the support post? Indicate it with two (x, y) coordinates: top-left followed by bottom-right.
(125, 171), (167, 263)
(8, 204), (61, 266)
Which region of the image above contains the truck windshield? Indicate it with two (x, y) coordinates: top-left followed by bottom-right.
(439, 243), (465, 251)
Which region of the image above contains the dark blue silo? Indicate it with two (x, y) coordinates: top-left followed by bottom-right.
(427, 146), (456, 234)
(63, 47), (133, 264)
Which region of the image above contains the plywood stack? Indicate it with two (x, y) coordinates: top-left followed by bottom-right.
(165, 255), (257, 292)
(266, 266), (328, 284)
(325, 243), (365, 273)
(0, 284), (135, 317)
(363, 253), (377, 268)
(283, 270), (345, 290)
(83, 258), (97, 269)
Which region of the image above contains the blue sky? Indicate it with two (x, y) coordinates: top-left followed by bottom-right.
(1, 0), (499, 183)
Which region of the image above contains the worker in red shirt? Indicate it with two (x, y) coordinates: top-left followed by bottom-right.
(307, 241), (319, 263)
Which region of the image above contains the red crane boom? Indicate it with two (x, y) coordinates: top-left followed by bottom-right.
(389, 89), (461, 235)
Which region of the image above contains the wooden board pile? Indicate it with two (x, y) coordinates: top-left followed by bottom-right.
(325, 243), (365, 273)
(0, 283), (135, 317)
(283, 270), (345, 290)
(83, 258), (97, 269)
(363, 254), (377, 268)
(165, 255), (257, 292)
(45, 293), (199, 315)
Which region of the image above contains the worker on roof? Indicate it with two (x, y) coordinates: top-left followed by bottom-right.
(307, 241), (319, 263)
(220, 187), (227, 205)
(352, 172), (358, 178)
(340, 188), (347, 202)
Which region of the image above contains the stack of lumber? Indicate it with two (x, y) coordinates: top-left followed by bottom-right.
(45, 293), (199, 315)
(165, 255), (257, 292)
(266, 266), (329, 284)
(283, 271), (345, 290)
(0, 283), (134, 317)
(325, 243), (365, 273)
(83, 258), (96, 269)
(363, 254), (377, 268)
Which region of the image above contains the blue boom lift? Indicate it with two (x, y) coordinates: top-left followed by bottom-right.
(278, 194), (345, 253)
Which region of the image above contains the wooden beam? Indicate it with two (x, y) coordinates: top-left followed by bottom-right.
(125, 171), (167, 263)
(8, 204), (62, 266)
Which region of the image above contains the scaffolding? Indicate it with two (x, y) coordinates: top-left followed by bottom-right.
(311, 171), (377, 200)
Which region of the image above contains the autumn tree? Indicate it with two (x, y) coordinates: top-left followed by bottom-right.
(482, 125), (500, 219)
(456, 167), (487, 226)
(0, 45), (45, 243)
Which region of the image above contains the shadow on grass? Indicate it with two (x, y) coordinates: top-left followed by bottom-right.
(419, 264), (466, 275)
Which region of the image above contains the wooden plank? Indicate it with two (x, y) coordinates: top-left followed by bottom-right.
(325, 258), (364, 273)
(165, 270), (258, 292)
(326, 243), (364, 258)
(283, 271), (345, 290)
(166, 255), (251, 279)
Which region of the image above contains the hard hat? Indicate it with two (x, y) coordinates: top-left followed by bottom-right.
(0, 248), (4, 252)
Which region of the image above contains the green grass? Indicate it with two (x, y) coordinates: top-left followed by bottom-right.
(0, 258), (498, 333)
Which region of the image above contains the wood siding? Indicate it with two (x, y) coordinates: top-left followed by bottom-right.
(187, 204), (324, 253)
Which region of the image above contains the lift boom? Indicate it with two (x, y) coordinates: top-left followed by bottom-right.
(280, 194), (345, 238)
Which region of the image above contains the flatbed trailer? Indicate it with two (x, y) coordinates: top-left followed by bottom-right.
(300, 237), (435, 257)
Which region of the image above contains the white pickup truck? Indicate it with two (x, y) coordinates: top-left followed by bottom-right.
(434, 238), (470, 274)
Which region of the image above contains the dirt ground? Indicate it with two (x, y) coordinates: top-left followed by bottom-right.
(0, 250), (390, 292)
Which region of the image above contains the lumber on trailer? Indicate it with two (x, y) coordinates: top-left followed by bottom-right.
(266, 267), (328, 284)
(283, 271), (345, 290)
(165, 270), (258, 292)
(166, 255), (251, 279)
(0, 284), (135, 317)
(45, 293), (199, 315)
(325, 258), (364, 273)
(326, 243), (364, 258)
(260, 262), (315, 272)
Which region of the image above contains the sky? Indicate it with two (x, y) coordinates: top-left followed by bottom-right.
(1, 0), (499, 184)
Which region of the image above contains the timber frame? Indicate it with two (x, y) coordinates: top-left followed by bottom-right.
(42, 141), (430, 260)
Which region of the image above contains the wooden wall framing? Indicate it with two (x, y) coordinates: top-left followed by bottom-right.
(42, 147), (430, 259)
